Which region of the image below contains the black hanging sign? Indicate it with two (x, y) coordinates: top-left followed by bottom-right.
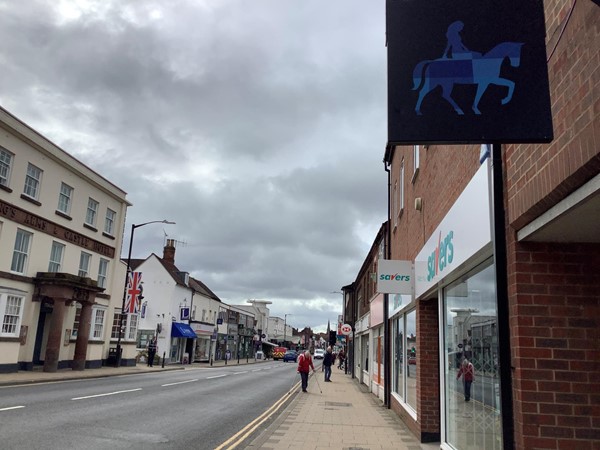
(387, 0), (553, 145)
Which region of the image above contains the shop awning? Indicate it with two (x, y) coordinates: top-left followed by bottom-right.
(171, 322), (197, 339)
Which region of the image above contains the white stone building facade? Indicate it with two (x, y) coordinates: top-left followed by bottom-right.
(0, 107), (130, 373)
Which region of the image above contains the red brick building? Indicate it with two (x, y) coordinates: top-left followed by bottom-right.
(344, 1), (599, 449)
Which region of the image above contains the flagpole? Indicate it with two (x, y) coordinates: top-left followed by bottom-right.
(115, 219), (175, 368)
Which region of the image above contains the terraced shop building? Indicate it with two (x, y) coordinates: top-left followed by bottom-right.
(379, 1), (599, 448)
(0, 106), (131, 373)
(343, 1), (600, 449)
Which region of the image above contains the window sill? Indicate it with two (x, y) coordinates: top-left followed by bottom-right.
(0, 184), (12, 193)
(55, 210), (73, 221)
(411, 168), (419, 184)
(102, 232), (115, 240)
(83, 223), (98, 232)
(390, 392), (418, 421)
(20, 194), (41, 206)
(0, 336), (21, 342)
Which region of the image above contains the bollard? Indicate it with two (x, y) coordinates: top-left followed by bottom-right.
(161, 351), (165, 368)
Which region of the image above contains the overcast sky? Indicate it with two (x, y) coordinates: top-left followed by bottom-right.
(0, 0), (388, 333)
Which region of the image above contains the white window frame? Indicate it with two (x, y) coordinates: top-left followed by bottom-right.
(111, 312), (123, 339)
(48, 241), (65, 272)
(104, 208), (116, 235)
(391, 308), (418, 421)
(0, 147), (14, 187)
(72, 303), (82, 338)
(393, 180), (398, 227)
(57, 182), (73, 215)
(78, 251), (91, 277)
(127, 314), (138, 340)
(412, 145), (420, 183)
(85, 198), (99, 227)
(11, 229), (32, 274)
(0, 293), (24, 337)
(399, 159), (405, 214)
(111, 311), (139, 342)
(97, 258), (109, 288)
(92, 308), (106, 339)
(23, 163), (42, 200)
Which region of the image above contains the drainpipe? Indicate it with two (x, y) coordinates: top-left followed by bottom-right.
(383, 160), (392, 408)
(491, 144), (514, 449)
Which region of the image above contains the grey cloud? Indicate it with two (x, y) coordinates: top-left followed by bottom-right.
(0, 0), (387, 331)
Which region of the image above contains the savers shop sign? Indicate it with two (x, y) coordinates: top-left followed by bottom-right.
(377, 260), (413, 295)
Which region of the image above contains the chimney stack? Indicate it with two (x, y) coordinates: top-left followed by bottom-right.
(163, 239), (176, 264)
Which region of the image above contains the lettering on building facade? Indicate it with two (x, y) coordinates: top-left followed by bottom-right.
(0, 199), (115, 258)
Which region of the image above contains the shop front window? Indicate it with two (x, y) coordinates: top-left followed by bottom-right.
(394, 317), (404, 398)
(405, 310), (417, 411)
(194, 338), (211, 361)
(372, 331), (384, 385)
(443, 261), (502, 450)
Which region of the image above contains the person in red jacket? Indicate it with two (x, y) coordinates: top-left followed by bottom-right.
(297, 350), (315, 392)
(457, 358), (475, 401)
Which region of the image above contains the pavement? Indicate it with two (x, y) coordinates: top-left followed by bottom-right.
(0, 360), (440, 450)
(245, 366), (440, 450)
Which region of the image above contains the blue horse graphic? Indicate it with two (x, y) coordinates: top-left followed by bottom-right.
(413, 41), (524, 115)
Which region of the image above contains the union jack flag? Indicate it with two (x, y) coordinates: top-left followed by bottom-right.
(124, 271), (143, 314)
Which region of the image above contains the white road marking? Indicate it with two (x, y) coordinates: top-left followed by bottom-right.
(0, 405), (25, 411)
(71, 388), (142, 400)
(233, 371), (248, 375)
(251, 369), (262, 372)
(206, 374), (227, 379)
(161, 379), (198, 387)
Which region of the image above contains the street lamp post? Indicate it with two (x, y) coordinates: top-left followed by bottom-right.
(284, 314), (292, 348)
(115, 219), (175, 367)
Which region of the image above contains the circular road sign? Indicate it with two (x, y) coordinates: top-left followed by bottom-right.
(340, 324), (352, 335)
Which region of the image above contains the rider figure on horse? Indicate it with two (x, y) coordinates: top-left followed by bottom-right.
(442, 21), (481, 59)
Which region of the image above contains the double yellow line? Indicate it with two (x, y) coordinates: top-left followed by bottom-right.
(214, 380), (300, 450)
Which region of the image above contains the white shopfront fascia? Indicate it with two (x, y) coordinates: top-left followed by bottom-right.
(354, 313), (370, 334)
(191, 322), (214, 336)
(414, 161), (492, 298)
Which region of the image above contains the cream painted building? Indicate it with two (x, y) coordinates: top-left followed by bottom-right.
(0, 106), (131, 373)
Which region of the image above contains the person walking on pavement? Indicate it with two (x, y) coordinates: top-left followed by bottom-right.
(337, 348), (346, 369)
(457, 357), (475, 401)
(297, 350), (315, 392)
(323, 346), (334, 382)
(147, 337), (157, 367)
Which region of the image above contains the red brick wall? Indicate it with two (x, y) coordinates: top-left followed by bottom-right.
(506, 0), (600, 230)
(389, 146), (479, 261)
(503, 2), (600, 449)
(417, 297), (440, 440)
(507, 239), (600, 450)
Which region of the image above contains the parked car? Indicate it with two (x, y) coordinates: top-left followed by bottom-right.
(313, 349), (325, 359)
(282, 350), (298, 363)
(408, 356), (417, 365)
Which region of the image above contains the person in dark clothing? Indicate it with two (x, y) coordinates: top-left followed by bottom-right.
(147, 337), (157, 367)
(337, 349), (346, 369)
(297, 350), (315, 392)
(323, 346), (334, 382)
